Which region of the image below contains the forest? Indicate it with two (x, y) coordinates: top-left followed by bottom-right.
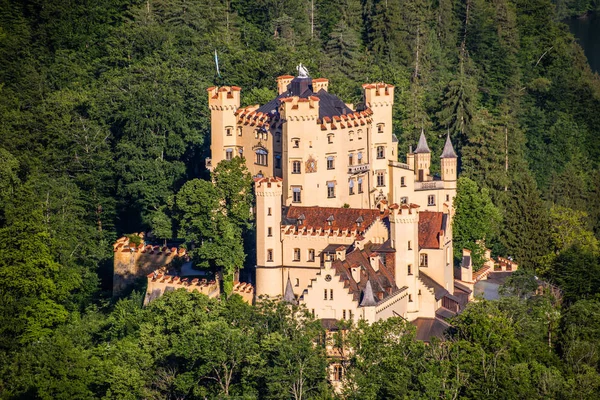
(1, 0), (600, 398)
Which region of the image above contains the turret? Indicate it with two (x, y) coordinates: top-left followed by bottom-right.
(276, 75), (294, 95)
(363, 83), (395, 199)
(414, 130), (431, 181)
(389, 203), (419, 306)
(207, 86), (241, 170)
(255, 177), (284, 298)
(440, 133), (457, 182)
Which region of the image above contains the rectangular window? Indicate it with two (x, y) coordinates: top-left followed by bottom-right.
(292, 187), (301, 203)
(267, 249), (273, 262)
(293, 139), (299, 148)
(348, 154), (353, 166)
(446, 194), (450, 202)
(226, 149), (233, 160)
(275, 155), (281, 169)
(237, 127), (243, 136)
(268, 207), (272, 216)
(267, 227), (272, 237)
(292, 160), (301, 174)
(420, 254), (428, 267)
(408, 264), (412, 275)
(428, 195), (435, 206)
(358, 178), (363, 194)
(294, 248), (301, 261)
(408, 241), (412, 250)
(349, 179), (355, 195)
(327, 156), (335, 170)
(377, 146), (385, 159)
(327, 182), (336, 198)
(377, 124), (384, 133)
(324, 289), (328, 300)
(349, 310), (353, 320)
(276, 132), (280, 142)
(226, 127), (232, 136)
(377, 172), (385, 187)
(308, 249), (315, 262)
(330, 289), (333, 300)
(401, 176), (406, 187)
(328, 134), (334, 144)
(401, 196), (408, 204)
(295, 278), (299, 287)
(343, 310), (346, 319)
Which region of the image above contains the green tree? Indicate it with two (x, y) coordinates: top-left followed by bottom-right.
(452, 177), (502, 268)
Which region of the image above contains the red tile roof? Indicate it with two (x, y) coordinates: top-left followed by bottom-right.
(418, 211), (445, 249)
(285, 206), (386, 233)
(330, 244), (397, 303)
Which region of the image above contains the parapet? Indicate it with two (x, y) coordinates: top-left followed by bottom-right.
(279, 96), (320, 120)
(362, 82), (395, 107)
(144, 268), (220, 305)
(207, 86), (241, 110)
(254, 176), (283, 195)
(232, 281), (255, 304)
(312, 78), (329, 92)
(277, 75), (294, 94)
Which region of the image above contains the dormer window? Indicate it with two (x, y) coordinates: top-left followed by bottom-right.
(327, 215), (335, 225)
(356, 215), (363, 227)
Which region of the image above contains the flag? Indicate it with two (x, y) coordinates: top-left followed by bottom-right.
(214, 50), (221, 78)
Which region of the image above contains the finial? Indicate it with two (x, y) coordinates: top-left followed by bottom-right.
(296, 63), (309, 78)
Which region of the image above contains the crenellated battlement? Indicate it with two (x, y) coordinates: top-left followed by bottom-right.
(112, 234), (188, 295)
(362, 82), (395, 107)
(207, 86), (241, 110)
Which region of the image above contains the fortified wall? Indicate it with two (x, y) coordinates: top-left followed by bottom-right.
(112, 234), (187, 295)
(144, 268), (255, 305)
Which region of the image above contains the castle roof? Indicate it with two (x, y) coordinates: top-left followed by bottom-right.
(359, 280), (377, 307)
(256, 77), (354, 119)
(284, 206), (386, 234)
(283, 275), (296, 304)
(414, 130), (431, 154)
(329, 243), (397, 305)
(441, 133), (457, 158)
(418, 211), (446, 249)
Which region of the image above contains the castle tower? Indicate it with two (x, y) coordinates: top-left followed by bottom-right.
(363, 83), (395, 201)
(279, 81), (320, 206)
(440, 133), (457, 182)
(413, 130), (431, 182)
(255, 177), (284, 298)
(389, 204), (420, 317)
(207, 86), (241, 170)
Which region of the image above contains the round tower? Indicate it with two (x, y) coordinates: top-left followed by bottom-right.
(255, 177), (284, 298)
(207, 86), (241, 170)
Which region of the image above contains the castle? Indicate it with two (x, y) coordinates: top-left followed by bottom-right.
(207, 68), (468, 335)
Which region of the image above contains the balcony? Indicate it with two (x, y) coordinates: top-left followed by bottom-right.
(415, 180), (443, 191)
(389, 160), (411, 170)
(348, 163), (370, 175)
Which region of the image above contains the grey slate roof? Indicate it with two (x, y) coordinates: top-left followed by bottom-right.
(414, 130), (431, 154)
(255, 78), (354, 119)
(359, 280), (378, 307)
(441, 133), (457, 158)
(283, 275), (297, 304)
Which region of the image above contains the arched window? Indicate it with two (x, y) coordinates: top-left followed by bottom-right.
(357, 151), (363, 162)
(255, 148), (268, 166)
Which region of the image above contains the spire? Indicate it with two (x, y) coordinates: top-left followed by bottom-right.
(441, 132), (457, 158)
(414, 129), (431, 154)
(359, 280), (377, 307)
(283, 275), (296, 304)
